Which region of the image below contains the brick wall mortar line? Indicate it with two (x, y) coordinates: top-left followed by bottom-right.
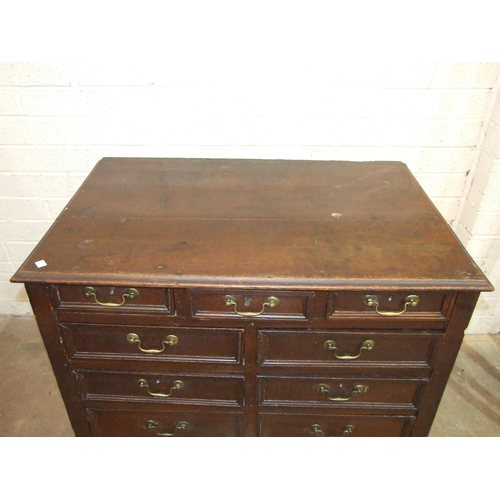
(452, 69), (500, 233)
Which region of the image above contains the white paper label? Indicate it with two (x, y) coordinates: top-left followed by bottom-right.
(35, 260), (47, 268)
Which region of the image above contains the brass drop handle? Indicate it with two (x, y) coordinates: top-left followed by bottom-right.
(222, 295), (280, 317)
(83, 286), (139, 307)
(146, 420), (189, 436)
(137, 379), (184, 398)
(316, 383), (368, 401)
(363, 294), (420, 316)
(311, 424), (356, 437)
(126, 332), (179, 353)
(323, 339), (375, 359)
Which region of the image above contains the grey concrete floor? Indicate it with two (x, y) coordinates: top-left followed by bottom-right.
(0, 315), (499, 437)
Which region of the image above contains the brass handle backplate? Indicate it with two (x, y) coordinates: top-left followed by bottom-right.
(127, 332), (179, 353)
(137, 379), (184, 398)
(222, 295), (280, 317)
(363, 294), (420, 316)
(83, 286), (139, 307)
(316, 383), (368, 401)
(146, 420), (188, 436)
(311, 424), (356, 437)
(323, 339), (375, 360)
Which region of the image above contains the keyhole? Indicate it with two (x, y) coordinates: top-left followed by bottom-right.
(244, 297), (251, 307)
(109, 287), (115, 295)
(388, 295), (393, 302)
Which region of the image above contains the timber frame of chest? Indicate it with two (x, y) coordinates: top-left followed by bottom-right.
(11, 158), (493, 437)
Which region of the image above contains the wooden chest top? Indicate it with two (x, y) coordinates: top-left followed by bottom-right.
(11, 158), (492, 291)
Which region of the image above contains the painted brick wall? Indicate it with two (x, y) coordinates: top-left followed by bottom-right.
(456, 74), (500, 334)
(1, 62), (499, 333)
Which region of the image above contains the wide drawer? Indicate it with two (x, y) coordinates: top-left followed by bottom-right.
(79, 371), (244, 407)
(327, 291), (454, 327)
(187, 289), (315, 321)
(258, 329), (442, 368)
(56, 285), (174, 314)
(259, 414), (415, 437)
(88, 409), (245, 436)
(61, 323), (243, 364)
(258, 376), (426, 409)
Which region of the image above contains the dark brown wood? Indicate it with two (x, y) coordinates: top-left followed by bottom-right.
(24, 284), (92, 436)
(12, 158), (493, 437)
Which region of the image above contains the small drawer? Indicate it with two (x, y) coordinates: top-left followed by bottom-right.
(188, 289), (315, 321)
(258, 376), (426, 409)
(328, 291), (453, 325)
(259, 414), (415, 437)
(57, 285), (174, 314)
(88, 409), (244, 437)
(80, 371), (244, 407)
(61, 324), (243, 364)
(258, 329), (442, 368)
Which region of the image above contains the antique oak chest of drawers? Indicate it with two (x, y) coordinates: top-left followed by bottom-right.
(11, 158), (493, 437)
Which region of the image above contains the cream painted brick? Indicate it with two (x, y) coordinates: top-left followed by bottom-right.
(466, 315), (500, 334)
(474, 258), (500, 279)
(0, 220), (52, 241)
(467, 152), (496, 210)
(0, 279), (25, 299)
(474, 167), (500, 213)
(0, 62), (71, 86)
(454, 222), (471, 247)
(471, 297), (500, 316)
(0, 173), (85, 198)
(482, 122), (500, 157)
(466, 236), (500, 259)
(47, 199), (71, 218)
(0, 298), (32, 316)
(0, 147), (89, 172)
(413, 173), (466, 198)
(24, 118), (171, 145)
(0, 120), (25, 144)
(22, 116), (483, 148)
(467, 212), (500, 235)
(431, 63), (500, 89)
(491, 95), (500, 127)
(70, 62), (500, 89)
(0, 262), (14, 273)
(378, 119), (482, 147)
(18, 89), (115, 117)
(431, 198), (461, 222)
(5, 242), (37, 262)
(461, 201), (479, 234)
(0, 199), (51, 220)
(318, 62), (499, 89)
(0, 243), (8, 260)
(16, 87), (492, 121)
(71, 62), (177, 86)
(0, 90), (19, 114)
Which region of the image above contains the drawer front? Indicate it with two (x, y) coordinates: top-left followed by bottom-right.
(328, 291), (453, 324)
(61, 324), (243, 364)
(88, 409), (244, 436)
(258, 329), (441, 368)
(80, 371), (244, 407)
(188, 289), (315, 321)
(258, 376), (426, 409)
(57, 285), (174, 313)
(259, 414), (415, 437)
